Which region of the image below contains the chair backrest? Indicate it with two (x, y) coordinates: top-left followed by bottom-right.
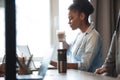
(116, 9), (120, 32)
(115, 10), (120, 74)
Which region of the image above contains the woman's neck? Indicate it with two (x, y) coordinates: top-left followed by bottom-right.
(80, 22), (90, 33)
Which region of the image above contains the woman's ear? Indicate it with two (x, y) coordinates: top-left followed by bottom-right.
(79, 12), (85, 20)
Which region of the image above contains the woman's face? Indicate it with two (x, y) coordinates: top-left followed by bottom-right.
(68, 10), (82, 30)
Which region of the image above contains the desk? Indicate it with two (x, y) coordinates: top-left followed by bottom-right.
(44, 69), (118, 80)
(0, 69), (118, 80)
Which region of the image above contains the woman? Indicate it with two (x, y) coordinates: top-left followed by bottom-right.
(51, 0), (102, 72)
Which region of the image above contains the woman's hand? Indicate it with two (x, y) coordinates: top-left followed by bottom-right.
(117, 74), (120, 79)
(50, 60), (57, 67)
(95, 67), (107, 74)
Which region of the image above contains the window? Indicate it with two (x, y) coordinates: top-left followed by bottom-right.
(16, 0), (50, 58)
(0, 4), (5, 62)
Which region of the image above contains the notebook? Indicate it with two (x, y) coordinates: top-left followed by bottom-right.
(17, 46), (54, 80)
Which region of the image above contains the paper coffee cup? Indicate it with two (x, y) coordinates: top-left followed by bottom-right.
(57, 30), (65, 42)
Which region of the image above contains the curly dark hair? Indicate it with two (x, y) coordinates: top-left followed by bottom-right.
(68, 0), (94, 18)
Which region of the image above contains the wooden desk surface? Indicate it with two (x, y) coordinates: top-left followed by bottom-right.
(44, 69), (118, 80)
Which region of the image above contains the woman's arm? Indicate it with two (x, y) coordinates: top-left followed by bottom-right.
(50, 60), (78, 69)
(63, 41), (69, 49)
(67, 63), (78, 69)
(50, 60), (57, 68)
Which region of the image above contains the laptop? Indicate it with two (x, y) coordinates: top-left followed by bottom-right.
(17, 46), (55, 80)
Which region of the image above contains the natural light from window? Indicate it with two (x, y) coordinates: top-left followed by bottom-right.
(16, 0), (50, 58)
(0, 8), (5, 60)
